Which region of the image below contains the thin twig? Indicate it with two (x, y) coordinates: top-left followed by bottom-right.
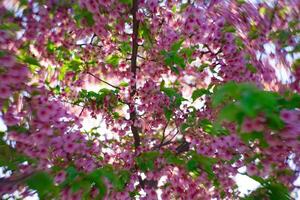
(90, 33), (97, 44)
(268, 0), (279, 31)
(86, 71), (120, 90)
(79, 106), (85, 117)
(157, 121), (169, 148)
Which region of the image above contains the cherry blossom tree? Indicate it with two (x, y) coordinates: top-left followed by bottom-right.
(0, 0), (299, 199)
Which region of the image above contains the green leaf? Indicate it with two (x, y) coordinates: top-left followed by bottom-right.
(59, 64), (68, 81)
(222, 25), (236, 33)
(179, 2), (189, 12)
(180, 47), (195, 58)
(163, 151), (185, 165)
(136, 151), (159, 172)
(65, 166), (78, 183)
(259, 7), (267, 16)
(186, 153), (217, 180)
(243, 180), (291, 200)
(171, 39), (184, 52)
(197, 63), (210, 72)
(164, 107), (172, 121)
(212, 82), (238, 107)
(284, 93), (300, 109)
(69, 59), (82, 71)
(192, 88), (211, 101)
(266, 182), (291, 200)
(73, 5), (95, 27)
(248, 25), (259, 40)
(71, 179), (91, 193)
(170, 66), (180, 74)
(19, 55), (40, 66)
(0, 50), (6, 58)
(87, 169), (107, 198)
(265, 113), (284, 130)
(100, 166), (121, 189)
(117, 170), (130, 190)
(161, 87), (177, 98)
(235, 37), (245, 49)
(246, 63), (257, 73)
(277, 30), (290, 44)
(119, 0), (132, 5)
(236, 0), (246, 4)
(291, 58), (300, 71)
(19, 0), (28, 6)
(119, 42), (132, 54)
(161, 39), (187, 72)
(240, 132), (268, 148)
(291, 44), (300, 53)
(105, 54), (120, 67)
(173, 55), (185, 69)
(0, 143), (17, 169)
(112, 112), (120, 119)
(7, 125), (28, 133)
(26, 172), (54, 198)
(186, 158), (198, 171)
(199, 119), (213, 132)
(239, 91), (260, 117)
(140, 23), (153, 49)
(160, 85), (186, 108)
(0, 22), (20, 31)
(218, 103), (241, 122)
(181, 123), (190, 132)
(119, 81), (129, 87)
(46, 41), (56, 53)
(57, 58), (83, 81)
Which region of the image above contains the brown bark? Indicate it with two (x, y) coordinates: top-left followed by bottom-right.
(130, 0), (140, 149)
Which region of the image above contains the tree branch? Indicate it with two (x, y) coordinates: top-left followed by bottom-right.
(0, 171), (35, 187)
(130, 0), (141, 150)
(86, 71), (120, 90)
(269, 0), (279, 31)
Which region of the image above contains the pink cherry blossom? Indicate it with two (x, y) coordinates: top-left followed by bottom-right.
(0, 0), (299, 199)
(0, 85), (11, 99)
(55, 171), (66, 184)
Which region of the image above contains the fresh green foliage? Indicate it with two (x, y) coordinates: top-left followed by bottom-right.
(160, 80), (186, 121)
(136, 151), (159, 172)
(105, 54), (120, 68)
(243, 177), (291, 200)
(212, 82), (284, 129)
(222, 24), (236, 33)
(18, 54), (40, 72)
(160, 80), (186, 107)
(26, 172), (57, 199)
(240, 131), (269, 148)
(59, 58), (83, 80)
(0, 22), (20, 31)
(192, 88), (211, 102)
(180, 107), (197, 132)
(163, 151), (185, 165)
(164, 107), (173, 122)
(248, 24), (259, 40)
(119, 0), (132, 5)
(199, 119), (229, 136)
(119, 42), (132, 55)
(77, 88), (119, 111)
(73, 4), (95, 27)
(161, 39), (190, 74)
(211, 82), (300, 148)
(186, 151), (217, 180)
(139, 23), (153, 49)
(60, 166), (131, 199)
